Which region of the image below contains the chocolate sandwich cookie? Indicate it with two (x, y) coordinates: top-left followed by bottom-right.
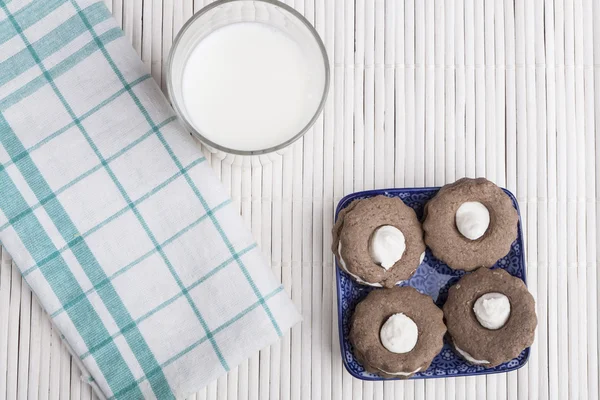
(443, 268), (537, 367)
(349, 286), (446, 378)
(332, 196), (426, 288)
(423, 178), (518, 271)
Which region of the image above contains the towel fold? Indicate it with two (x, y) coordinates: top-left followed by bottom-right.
(0, 1), (300, 398)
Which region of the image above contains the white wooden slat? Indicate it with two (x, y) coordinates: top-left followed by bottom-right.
(431, 4), (444, 399)
(132, 0), (143, 56)
(412, 6), (425, 400)
(444, 0), (455, 186)
(533, 0), (548, 397)
(80, 366), (92, 400)
(494, 0), (506, 189)
(246, 159), (258, 400)
(515, 1), (531, 399)
(207, 127), (223, 400)
(59, 337), (70, 399)
(525, 0), (539, 397)
(259, 156), (273, 400)
(291, 143), (304, 400)
(452, 9), (466, 397)
(403, 379), (414, 400)
(300, 20), (315, 397)
(220, 153), (234, 400)
(6, 263), (21, 400)
(353, 0), (365, 192)
(464, 0), (475, 180)
(69, 360), (80, 400)
(424, 0), (434, 188)
(330, 0), (343, 398)
(141, 0), (153, 71)
(183, 1), (194, 24)
(443, 0), (456, 394)
(393, 0), (404, 190)
(564, 1), (580, 400)
(150, 0), (164, 85)
(414, 0), (425, 189)
(342, 0), (356, 398)
(111, 0), (123, 28)
(3, 1), (600, 399)
(38, 314), (51, 400)
(403, 0), (415, 189)
(595, 6), (600, 400)
(320, 0), (335, 399)
(206, 380), (216, 400)
(382, 381), (393, 400)
(17, 283), (30, 400)
(584, 0), (599, 396)
(269, 152), (282, 400)
(48, 326), (60, 400)
(172, 0), (183, 37)
(544, 1), (559, 398)
(279, 135), (292, 400)
(217, 374), (227, 400)
(247, 159), (261, 400)
(363, 0), (375, 191)
(473, 0), (485, 181)
(193, 0), (204, 13)
(503, 0), (518, 397)
(383, 0), (394, 190)
(0, 250), (11, 399)
(230, 156), (244, 400)
(27, 299), (42, 400)
(554, 0), (570, 399)
(433, 0), (445, 188)
(573, 0), (590, 399)
(160, 0), (174, 92)
(473, 5), (487, 400)
(310, 2), (325, 400)
(122, 0), (134, 52)
(454, 0), (466, 178)
(484, 0), (495, 183)
(373, 0), (385, 189)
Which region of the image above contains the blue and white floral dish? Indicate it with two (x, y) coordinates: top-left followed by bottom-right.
(335, 187), (529, 380)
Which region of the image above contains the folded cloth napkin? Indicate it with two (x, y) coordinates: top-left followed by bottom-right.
(0, 1), (301, 398)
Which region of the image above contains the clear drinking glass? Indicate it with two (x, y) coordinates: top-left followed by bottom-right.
(167, 0), (330, 155)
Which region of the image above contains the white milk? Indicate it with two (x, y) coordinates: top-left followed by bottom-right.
(181, 22), (324, 152)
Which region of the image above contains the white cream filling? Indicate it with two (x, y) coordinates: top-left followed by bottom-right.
(377, 366), (421, 376)
(337, 242), (382, 287)
(455, 201), (490, 240)
(380, 313), (419, 354)
(369, 225), (406, 269)
(454, 345), (490, 365)
(473, 292), (511, 330)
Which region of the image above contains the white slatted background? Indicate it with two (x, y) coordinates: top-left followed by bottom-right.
(1, 0), (599, 399)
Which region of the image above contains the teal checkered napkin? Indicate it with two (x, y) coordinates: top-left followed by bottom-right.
(0, 1), (300, 398)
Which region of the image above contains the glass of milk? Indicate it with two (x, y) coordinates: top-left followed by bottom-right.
(168, 0), (330, 155)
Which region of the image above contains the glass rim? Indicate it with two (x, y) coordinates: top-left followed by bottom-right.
(166, 0), (331, 156)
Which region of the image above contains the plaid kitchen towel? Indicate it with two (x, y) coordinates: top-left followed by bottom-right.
(0, 0), (301, 398)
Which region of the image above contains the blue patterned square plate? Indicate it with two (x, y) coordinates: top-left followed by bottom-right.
(335, 187), (529, 380)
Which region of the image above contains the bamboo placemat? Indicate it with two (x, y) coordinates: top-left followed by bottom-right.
(1, 0), (598, 399)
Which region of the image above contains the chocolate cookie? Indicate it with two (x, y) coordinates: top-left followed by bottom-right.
(332, 196), (426, 287)
(423, 178), (518, 271)
(443, 268), (537, 367)
(350, 286), (446, 378)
